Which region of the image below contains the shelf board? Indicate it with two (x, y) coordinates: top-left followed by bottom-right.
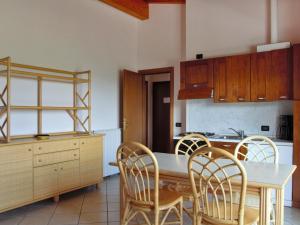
(7, 106), (88, 110)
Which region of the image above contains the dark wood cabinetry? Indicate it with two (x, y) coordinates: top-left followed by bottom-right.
(251, 49), (292, 101)
(178, 59), (213, 100)
(214, 55), (251, 103)
(293, 44), (300, 100)
(179, 48), (292, 102)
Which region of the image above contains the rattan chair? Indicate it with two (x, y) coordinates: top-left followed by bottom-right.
(167, 134), (211, 220)
(188, 147), (259, 225)
(235, 135), (279, 223)
(117, 142), (183, 225)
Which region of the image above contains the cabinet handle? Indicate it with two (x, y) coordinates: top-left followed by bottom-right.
(28, 149), (32, 152)
(54, 169), (57, 172)
(74, 154), (77, 157)
(60, 167), (63, 170)
(219, 98), (226, 102)
(280, 96), (288, 100)
(192, 84), (199, 88)
(257, 97), (266, 101)
(38, 159), (42, 162)
(39, 147), (42, 150)
(82, 142), (85, 145)
(238, 97), (245, 102)
(222, 144), (232, 148)
(73, 143), (77, 146)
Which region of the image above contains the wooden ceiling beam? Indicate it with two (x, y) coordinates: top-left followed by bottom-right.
(147, 0), (185, 3)
(101, 0), (149, 20)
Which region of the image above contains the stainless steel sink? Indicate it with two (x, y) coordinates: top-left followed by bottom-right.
(212, 135), (245, 140)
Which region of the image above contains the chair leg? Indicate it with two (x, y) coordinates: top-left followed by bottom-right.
(122, 201), (130, 225)
(154, 210), (160, 225)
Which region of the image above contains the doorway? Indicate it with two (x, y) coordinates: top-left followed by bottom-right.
(121, 67), (174, 153)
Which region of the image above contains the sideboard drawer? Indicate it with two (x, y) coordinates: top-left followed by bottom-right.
(34, 149), (79, 167)
(0, 144), (33, 165)
(33, 139), (79, 155)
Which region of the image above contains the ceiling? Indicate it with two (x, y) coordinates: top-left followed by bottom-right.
(100, 0), (185, 20)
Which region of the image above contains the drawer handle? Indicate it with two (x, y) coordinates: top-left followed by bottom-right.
(219, 98), (226, 102)
(280, 96), (287, 99)
(73, 143), (77, 146)
(60, 167), (63, 170)
(257, 97), (266, 101)
(238, 97), (245, 102)
(39, 147), (42, 150)
(38, 159), (42, 162)
(54, 169), (57, 172)
(222, 145), (232, 148)
(28, 149), (32, 152)
(74, 154), (77, 157)
(82, 142), (85, 145)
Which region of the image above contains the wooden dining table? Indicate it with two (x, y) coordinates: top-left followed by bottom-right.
(112, 152), (296, 225)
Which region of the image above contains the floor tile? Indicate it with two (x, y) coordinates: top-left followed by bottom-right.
(49, 213), (79, 225)
(79, 212), (107, 224)
(81, 202), (107, 212)
(18, 214), (51, 225)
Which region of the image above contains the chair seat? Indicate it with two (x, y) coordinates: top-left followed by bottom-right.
(202, 202), (259, 225)
(163, 183), (194, 200)
(131, 189), (183, 210)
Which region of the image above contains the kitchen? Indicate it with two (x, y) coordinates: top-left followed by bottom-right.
(0, 0), (300, 225)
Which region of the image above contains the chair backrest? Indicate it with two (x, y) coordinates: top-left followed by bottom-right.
(234, 135), (279, 164)
(117, 142), (159, 209)
(175, 134), (212, 156)
(188, 147), (247, 225)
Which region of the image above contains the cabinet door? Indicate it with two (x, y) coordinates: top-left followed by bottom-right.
(0, 145), (33, 211)
(214, 55), (251, 102)
(271, 48), (292, 100)
(58, 160), (80, 192)
(293, 44), (300, 100)
(230, 55), (251, 102)
(34, 164), (58, 199)
(178, 59), (213, 99)
(211, 141), (238, 156)
(251, 52), (272, 101)
(80, 137), (103, 186)
(214, 58), (230, 102)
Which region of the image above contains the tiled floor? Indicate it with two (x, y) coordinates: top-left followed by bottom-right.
(0, 175), (300, 225)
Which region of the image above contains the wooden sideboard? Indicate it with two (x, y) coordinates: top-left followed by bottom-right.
(0, 134), (103, 213)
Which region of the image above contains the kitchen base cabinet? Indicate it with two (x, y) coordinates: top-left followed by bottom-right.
(0, 134), (103, 213)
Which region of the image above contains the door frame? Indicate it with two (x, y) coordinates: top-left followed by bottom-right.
(138, 67), (174, 153)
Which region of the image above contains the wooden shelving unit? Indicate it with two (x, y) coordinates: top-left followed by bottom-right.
(0, 57), (91, 142)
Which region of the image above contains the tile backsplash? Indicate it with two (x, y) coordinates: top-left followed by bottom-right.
(186, 99), (293, 137)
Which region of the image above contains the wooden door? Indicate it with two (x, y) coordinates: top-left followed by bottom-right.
(0, 145), (33, 210)
(271, 48), (292, 100)
(58, 160), (80, 192)
(214, 58), (230, 102)
(251, 52), (272, 101)
(34, 164), (59, 199)
(80, 137), (103, 186)
(122, 70), (146, 143)
(293, 44), (300, 100)
(152, 82), (170, 153)
(230, 55), (251, 102)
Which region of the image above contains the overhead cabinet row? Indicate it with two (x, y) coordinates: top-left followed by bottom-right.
(178, 48), (292, 102)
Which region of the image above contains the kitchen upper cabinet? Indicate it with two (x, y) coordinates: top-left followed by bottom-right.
(251, 49), (292, 101)
(214, 55), (251, 103)
(293, 44), (300, 100)
(271, 48), (292, 100)
(178, 59), (213, 100)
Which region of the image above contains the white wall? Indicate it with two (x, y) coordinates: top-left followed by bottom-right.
(187, 100), (293, 137)
(184, 0), (300, 136)
(137, 4), (186, 135)
(0, 0), (138, 134)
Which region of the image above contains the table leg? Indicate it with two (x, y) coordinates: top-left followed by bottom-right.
(120, 175), (125, 222)
(260, 187), (271, 225)
(275, 189), (285, 225)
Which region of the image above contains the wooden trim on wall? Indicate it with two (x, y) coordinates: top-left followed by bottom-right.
(147, 0), (185, 3)
(100, 0), (149, 20)
(139, 67), (174, 153)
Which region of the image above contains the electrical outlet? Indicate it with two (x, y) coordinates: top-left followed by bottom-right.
(175, 123), (182, 128)
(261, 125), (270, 132)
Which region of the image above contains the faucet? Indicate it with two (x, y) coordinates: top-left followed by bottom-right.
(229, 128), (246, 139)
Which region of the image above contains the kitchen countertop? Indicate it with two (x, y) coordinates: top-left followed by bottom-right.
(173, 135), (293, 147)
